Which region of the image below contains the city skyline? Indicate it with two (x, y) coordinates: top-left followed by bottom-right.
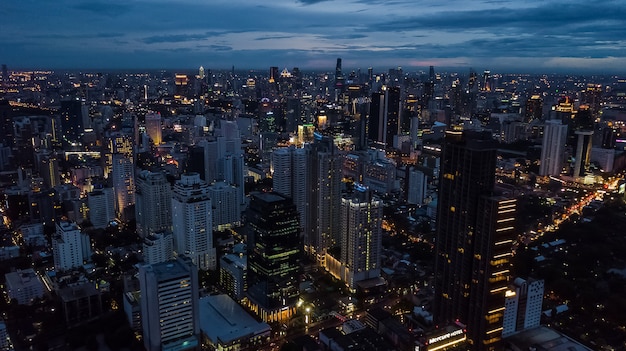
(3, 0), (626, 73)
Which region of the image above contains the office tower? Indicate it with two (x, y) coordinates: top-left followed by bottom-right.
(207, 181), (240, 230)
(503, 278), (545, 337)
(0, 320), (9, 350)
(174, 74), (190, 99)
(368, 86), (401, 149)
(172, 173), (216, 270)
(53, 220), (90, 271)
(368, 91), (386, 147)
(144, 112), (162, 145)
(335, 58), (345, 93)
(524, 95), (543, 122)
(407, 167), (429, 205)
(143, 230), (174, 265)
(220, 253), (247, 301)
(269, 66), (279, 84)
(539, 120), (568, 176)
(198, 66), (205, 80)
(139, 256), (200, 351)
(111, 153), (135, 221)
(246, 192), (300, 323)
(87, 187), (115, 229)
(340, 185), (382, 288)
(482, 70), (492, 92)
(272, 145), (308, 234)
(36, 150), (60, 189)
(59, 99), (86, 145)
(434, 130), (515, 351)
(135, 170), (172, 238)
(573, 130), (593, 178)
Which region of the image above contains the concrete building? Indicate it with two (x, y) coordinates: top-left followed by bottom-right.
(207, 181), (241, 230)
(503, 278), (544, 337)
(339, 185), (382, 289)
(138, 256), (200, 351)
(5, 269), (45, 305)
(53, 221), (89, 272)
(143, 230), (174, 265)
(87, 187), (115, 229)
(219, 253), (247, 301)
(539, 120), (568, 176)
(135, 170), (172, 238)
(145, 112), (162, 145)
(172, 173), (215, 270)
(58, 282), (103, 327)
(111, 153), (135, 221)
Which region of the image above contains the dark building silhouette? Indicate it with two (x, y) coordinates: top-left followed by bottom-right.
(434, 130), (515, 351)
(368, 87), (401, 149)
(246, 192), (301, 323)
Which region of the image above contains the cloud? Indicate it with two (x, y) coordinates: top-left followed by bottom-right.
(73, 1), (132, 17)
(142, 34), (209, 44)
(296, 0), (331, 4)
(254, 35), (297, 41)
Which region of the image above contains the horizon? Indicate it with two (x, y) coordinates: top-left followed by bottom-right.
(3, 0), (626, 74)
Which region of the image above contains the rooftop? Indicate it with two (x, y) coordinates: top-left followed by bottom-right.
(505, 326), (593, 351)
(198, 294), (270, 345)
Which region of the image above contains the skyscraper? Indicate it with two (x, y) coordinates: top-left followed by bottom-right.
(434, 130), (515, 351)
(246, 192), (300, 323)
(502, 278), (544, 337)
(171, 173), (216, 270)
(139, 256), (200, 351)
(111, 153), (135, 221)
(340, 185), (382, 288)
(368, 86), (401, 149)
(87, 187), (115, 229)
(142, 230), (174, 265)
(539, 120), (568, 176)
(53, 220), (90, 272)
(144, 112), (162, 146)
(135, 170), (172, 238)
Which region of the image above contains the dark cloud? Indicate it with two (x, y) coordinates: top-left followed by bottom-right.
(73, 1), (132, 17)
(323, 34), (368, 40)
(296, 0), (331, 4)
(254, 35), (297, 41)
(142, 34), (209, 44)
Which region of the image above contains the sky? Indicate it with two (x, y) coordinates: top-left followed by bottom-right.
(2, 0), (626, 73)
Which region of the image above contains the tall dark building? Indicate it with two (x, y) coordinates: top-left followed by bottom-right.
(246, 192), (301, 323)
(524, 95), (543, 122)
(335, 58), (345, 90)
(434, 130), (515, 351)
(368, 87), (401, 149)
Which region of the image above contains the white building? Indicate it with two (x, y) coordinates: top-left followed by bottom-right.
(172, 173), (216, 270)
(539, 120), (568, 176)
(53, 221), (89, 271)
(503, 277), (545, 337)
(135, 170), (172, 238)
(272, 145), (309, 241)
(143, 230), (174, 265)
(139, 257), (199, 351)
(87, 187), (115, 229)
(111, 153), (135, 221)
(207, 181), (241, 230)
(5, 269), (45, 305)
(340, 185), (382, 288)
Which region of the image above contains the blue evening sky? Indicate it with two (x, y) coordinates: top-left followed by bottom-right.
(2, 0), (626, 73)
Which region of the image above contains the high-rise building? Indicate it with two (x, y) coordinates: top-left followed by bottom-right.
(503, 278), (544, 338)
(111, 153), (135, 221)
(87, 187), (115, 229)
(143, 230), (174, 265)
(434, 130), (515, 351)
(539, 120), (568, 176)
(53, 221), (90, 272)
(172, 173), (216, 270)
(139, 256), (200, 351)
(407, 167), (429, 205)
(145, 112), (162, 145)
(368, 86), (401, 149)
(207, 181), (240, 231)
(246, 192), (300, 323)
(135, 170), (172, 238)
(271, 145), (308, 236)
(220, 253), (247, 301)
(573, 130), (593, 178)
(340, 185), (382, 288)
(524, 95), (543, 122)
